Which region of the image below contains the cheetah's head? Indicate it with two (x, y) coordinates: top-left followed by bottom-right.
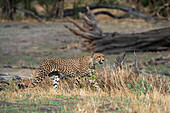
(92, 53), (105, 65)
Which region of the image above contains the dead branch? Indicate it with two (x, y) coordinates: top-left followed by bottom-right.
(144, 56), (170, 66)
(110, 52), (127, 70)
(13, 5), (43, 22)
(2, 65), (37, 70)
(133, 52), (139, 76)
(156, 3), (170, 18)
(64, 3), (160, 22)
(67, 17), (89, 33)
(94, 11), (129, 19)
(64, 25), (93, 40)
(65, 7), (170, 54)
(109, 53), (170, 76)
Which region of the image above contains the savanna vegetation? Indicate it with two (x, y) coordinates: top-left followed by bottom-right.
(0, 56), (169, 112)
(0, 0), (169, 112)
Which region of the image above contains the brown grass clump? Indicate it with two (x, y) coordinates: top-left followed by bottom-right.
(0, 60), (169, 112)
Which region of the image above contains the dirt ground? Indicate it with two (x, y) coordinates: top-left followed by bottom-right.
(0, 22), (79, 76)
(0, 18), (170, 77)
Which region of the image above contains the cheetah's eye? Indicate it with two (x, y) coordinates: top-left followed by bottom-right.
(98, 56), (101, 58)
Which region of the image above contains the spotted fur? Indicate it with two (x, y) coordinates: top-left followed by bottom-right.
(29, 53), (104, 92)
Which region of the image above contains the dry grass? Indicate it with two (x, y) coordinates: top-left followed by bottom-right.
(0, 61), (169, 112)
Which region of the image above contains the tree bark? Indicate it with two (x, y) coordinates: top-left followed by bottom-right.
(56, 0), (64, 19)
(3, 0), (14, 20)
(65, 7), (170, 54)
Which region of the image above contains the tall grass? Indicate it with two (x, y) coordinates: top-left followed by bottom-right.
(0, 60), (169, 112)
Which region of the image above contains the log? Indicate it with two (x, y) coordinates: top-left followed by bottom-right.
(65, 7), (170, 54)
(144, 56), (170, 66)
(94, 27), (170, 54)
(2, 64), (38, 70)
(64, 3), (160, 22)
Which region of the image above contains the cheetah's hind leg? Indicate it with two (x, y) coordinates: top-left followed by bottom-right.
(49, 72), (60, 93)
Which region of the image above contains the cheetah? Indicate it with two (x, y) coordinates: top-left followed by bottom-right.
(28, 53), (104, 92)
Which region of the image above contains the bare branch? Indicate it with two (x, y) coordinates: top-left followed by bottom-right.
(64, 25), (92, 40)
(133, 51), (139, 76)
(2, 64), (38, 70)
(66, 6), (170, 54)
(66, 17), (90, 33)
(13, 5), (43, 22)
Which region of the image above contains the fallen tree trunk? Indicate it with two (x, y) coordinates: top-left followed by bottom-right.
(64, 3), (160, 22)
(65, 7), (170, 54)
(93, 27), (170, 54)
